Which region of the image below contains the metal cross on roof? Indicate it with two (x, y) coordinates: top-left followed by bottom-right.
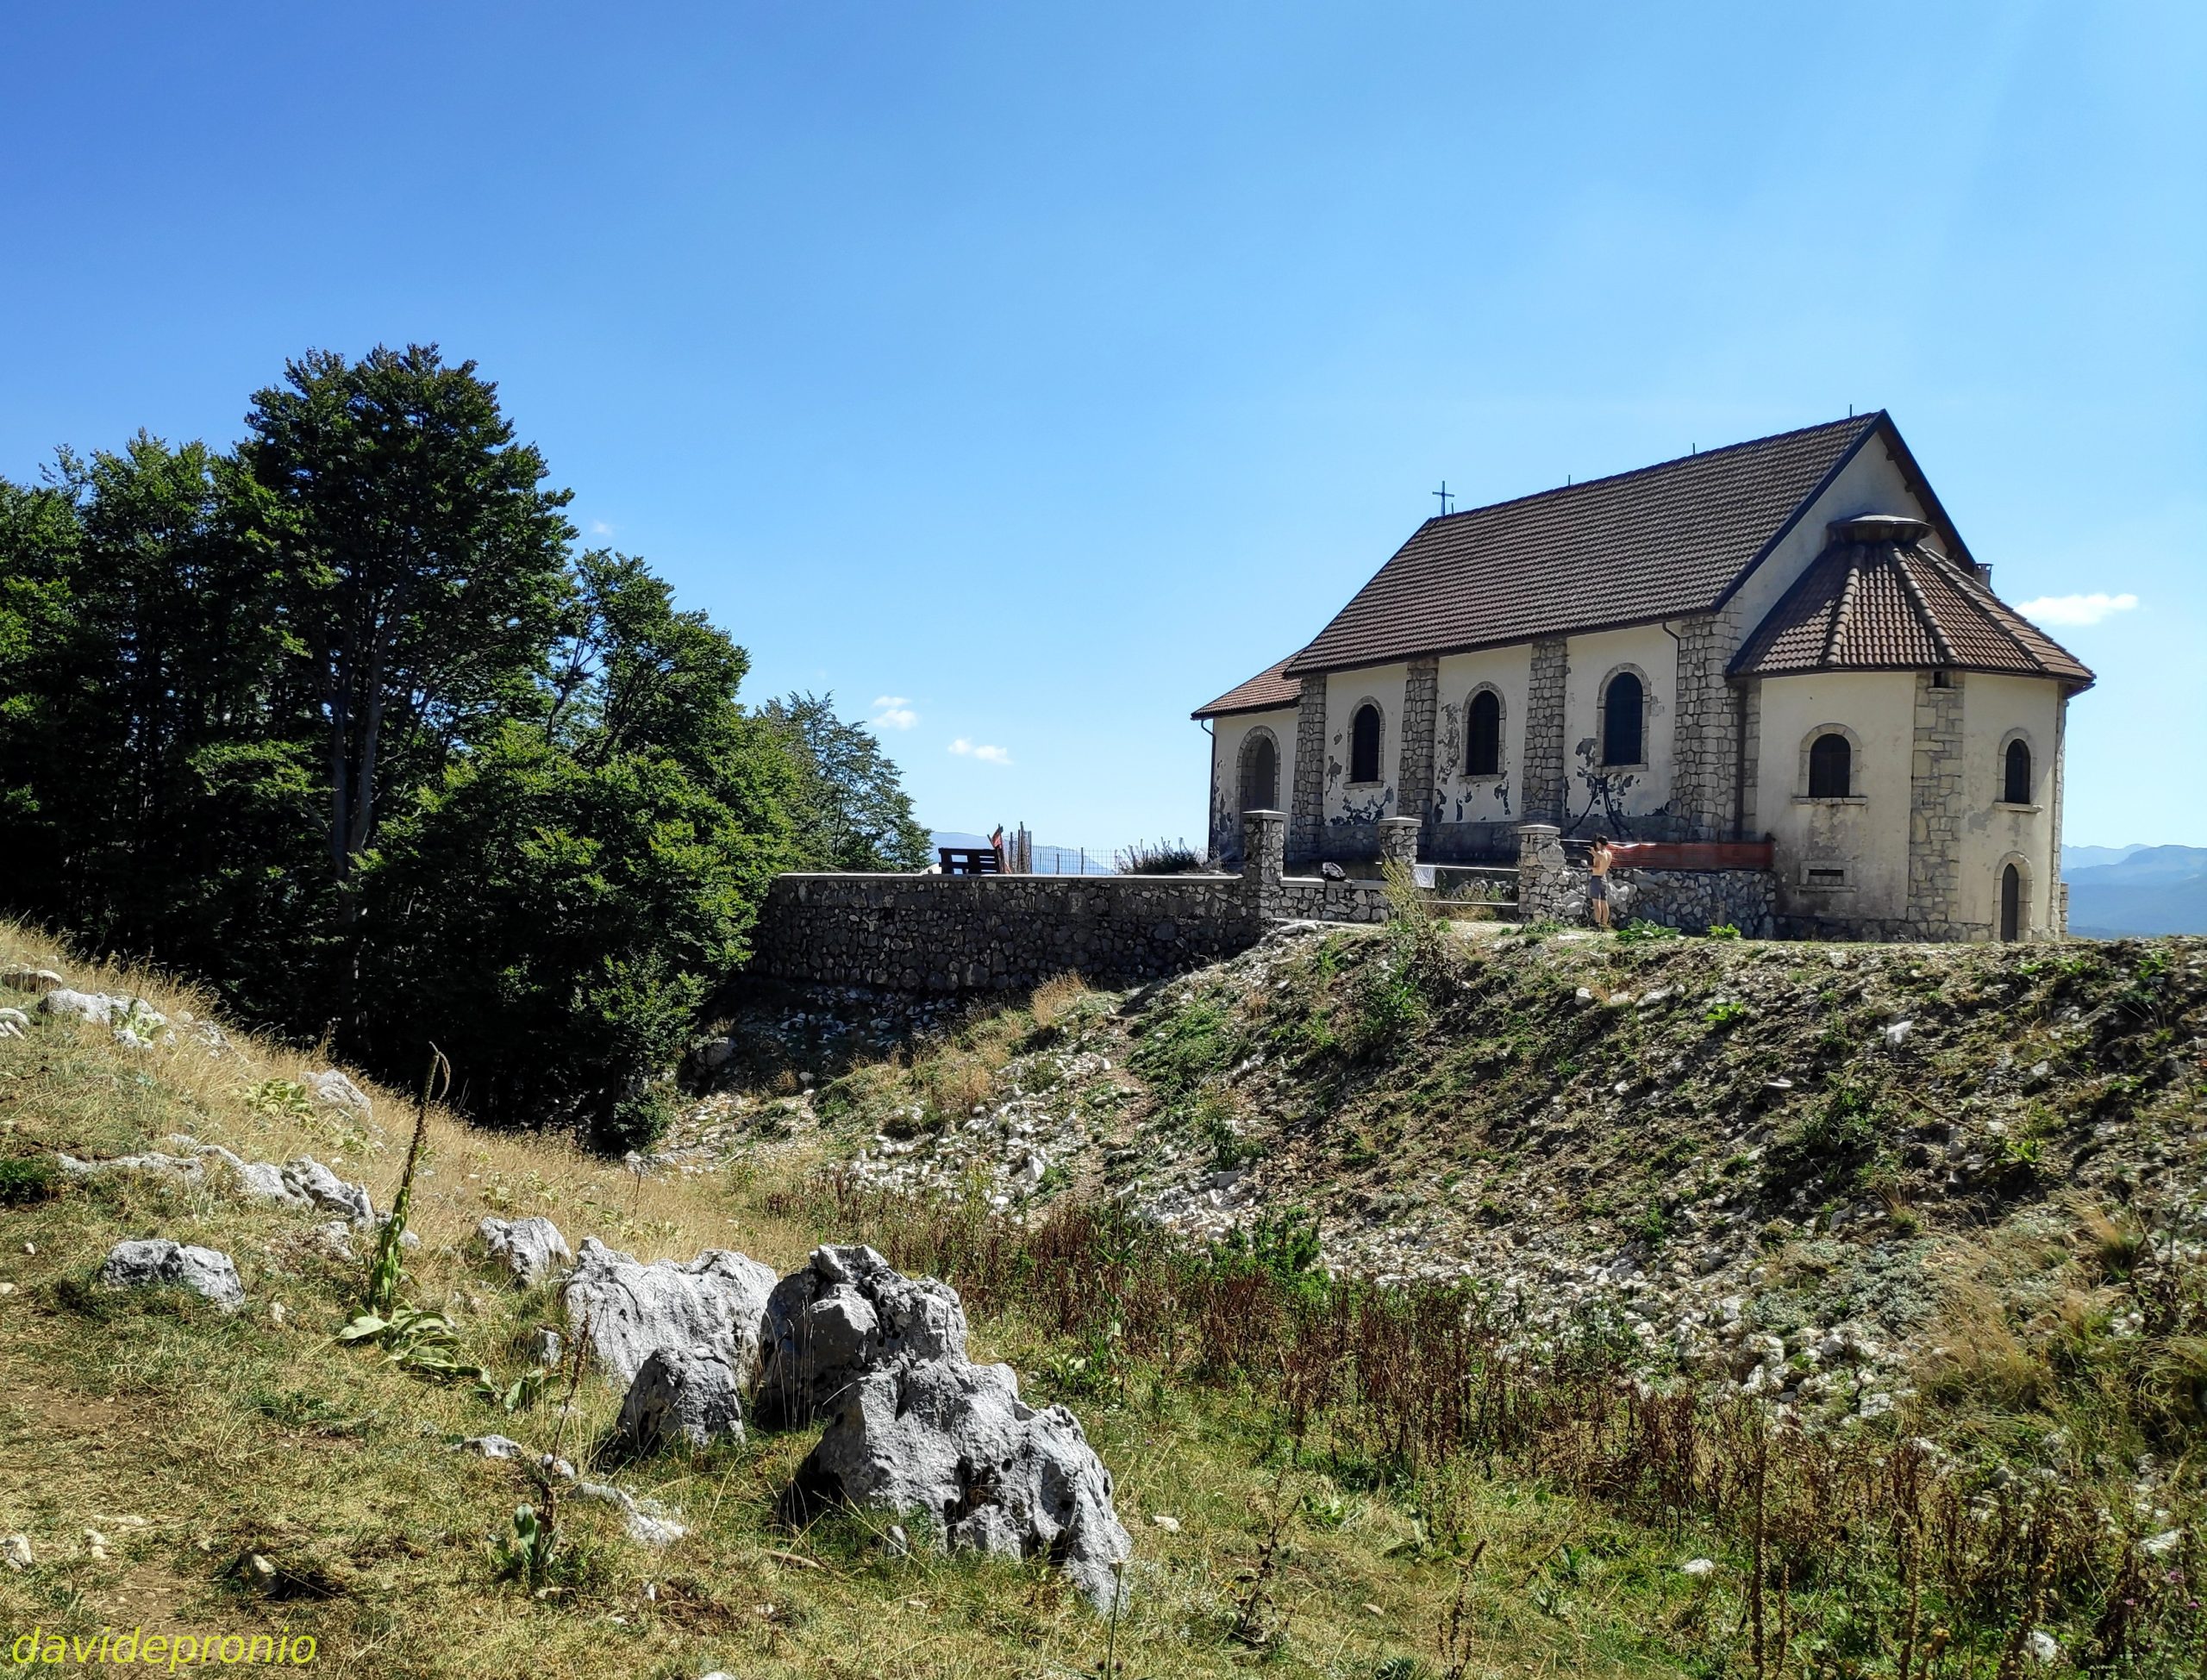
(1432, 480), (1454, 516)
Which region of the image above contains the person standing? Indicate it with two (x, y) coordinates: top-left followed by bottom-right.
(1588, 836), (1614, 931)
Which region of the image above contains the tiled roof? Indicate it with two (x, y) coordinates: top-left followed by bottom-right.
(1731, 515), (2093, 686)
(1281, 414), (1885, 677)
(1192, 654), (1303, 719)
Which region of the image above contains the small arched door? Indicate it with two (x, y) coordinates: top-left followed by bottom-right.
(1999, 864), (2023, 941)
(1241, 734), (1278, 812)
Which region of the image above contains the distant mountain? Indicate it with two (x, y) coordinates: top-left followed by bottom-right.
(2062, 843), (2142, 872)
(2064, 845), (2207, 937)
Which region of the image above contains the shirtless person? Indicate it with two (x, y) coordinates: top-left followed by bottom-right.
(1588, 836), (1614, 931)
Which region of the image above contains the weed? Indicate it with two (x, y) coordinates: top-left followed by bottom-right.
(242, 1077), (316, 1120)
(1614, 919), (1682, 946)
(1707, 922), (1743, 940)
(0, 1155), (60, 1205)
(1116, 838), (1204, 875)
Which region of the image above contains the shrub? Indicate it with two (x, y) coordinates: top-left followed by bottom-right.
(1116, 838), (1204, 875)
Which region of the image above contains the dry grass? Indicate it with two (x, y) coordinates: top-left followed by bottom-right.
(0, 922), (1675, 1680)
(1027, 972), (1091, 1031)
(8, 919), (2207, 1679)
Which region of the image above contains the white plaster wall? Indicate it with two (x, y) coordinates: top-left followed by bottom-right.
(1209, 708), (1298, 825)
(1753, 671), (1916, 922)
(1560, 625), (1678, 829)
(1323, 663), (1409, 824)
(1955, 672), (2064, 937)
(1432, 646), (1533, 825)
(1725, 437), (1935, 656)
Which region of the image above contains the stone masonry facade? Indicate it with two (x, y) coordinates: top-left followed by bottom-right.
(1669, 610), (1739, 838)
(1904, 671), (1972, 938)
(1397, 657), (1439, 846)
(1522, 638), (1569, 824)
(1288, 679), (1329, 866)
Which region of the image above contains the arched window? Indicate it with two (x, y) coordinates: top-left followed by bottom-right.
(1240, 733), (1278, 812)
(1466, 690), (1502, 777)
(1349, 703), (1382, 784)
(2004, 739), (2032, 805)
(1601, 671), (1644, 766)
(1808, 732), (1852, 798)
(2000, 863), (2023, 941)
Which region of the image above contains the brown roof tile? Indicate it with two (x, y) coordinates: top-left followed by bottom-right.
(1192, 654), (1303, 719)
(1730, 515), (2093, 686)
(1282, 414), (1885, 676)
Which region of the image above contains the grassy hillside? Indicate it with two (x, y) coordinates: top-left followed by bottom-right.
(7, 911), (2207, 1678)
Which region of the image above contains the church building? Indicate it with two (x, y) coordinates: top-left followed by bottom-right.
(1195, 413), (2092, 941)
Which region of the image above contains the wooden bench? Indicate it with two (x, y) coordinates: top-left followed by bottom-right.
(938, 846), (1003, 876)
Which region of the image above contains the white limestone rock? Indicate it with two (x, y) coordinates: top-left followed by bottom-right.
(39, 987), (122, 1024)
(97, 1239), (245, 1313)
(280, 1156), (375, 1226)
(791, 1356), (1131, 1614)
(477, 1215), (572, 1289)
(616, 1345), (747, 1454)
(564, 1237), (777, 1390)
(454, 1434), (528, 1460)
(302, 1069), (371, 1113)
(755, 1243), (969, 1428)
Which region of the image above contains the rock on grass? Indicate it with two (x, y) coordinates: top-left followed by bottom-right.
(97, 1239), (245, 1313)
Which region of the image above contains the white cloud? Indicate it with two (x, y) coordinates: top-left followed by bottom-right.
(588, 519), (616, 537)
(2016, 591), (2138, 628)
(870, 695), (918, 730)
(949, 738), (1012, 765)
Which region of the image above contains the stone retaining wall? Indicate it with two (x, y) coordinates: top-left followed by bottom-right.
(1515, 821), (1778, 936)
(752, 871), (1255, 992)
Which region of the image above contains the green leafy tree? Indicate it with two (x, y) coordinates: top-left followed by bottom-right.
(239, 345), (575, 886)
(0, 346), (925, 1154)
(761, 690), (931, 871)
(359, 556), (798, 1147)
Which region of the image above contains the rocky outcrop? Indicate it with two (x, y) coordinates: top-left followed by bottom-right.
(563, 1238), (776, 1390)
(755, 1243), (969, 1428)
(97, 1239), (245, 1312)
(477, 1215), (572, 1288)
(58, 1142), (373, 1227)
(791, 1356), (1131, 1613)
(615, 1346), (747, 1454)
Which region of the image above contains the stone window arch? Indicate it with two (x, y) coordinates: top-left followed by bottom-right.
(1464, 684), (1505, 778)
(1596, 665), (1649, 769)
(1998, 729), (2036, 807)
(1238, 727), (1280, 813)
(1997, 851), (2033, 941)
(1797, 723), (1863, 801)
(1347, 700), (1384, 784)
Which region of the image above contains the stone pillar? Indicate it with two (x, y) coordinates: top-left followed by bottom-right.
(1669, 610), (1738, 841)
(1397, 656), (1439, 844)
(1288, 677), (1329, 868)
(1241, 809), (1286, 926)
(1377, 816), (1421, 871)
(1515, 822), (1567, 922)
(1905, 671), (1968, 938)
(1522, 638), (1569, 823)
(2049, 692), (2070, 937)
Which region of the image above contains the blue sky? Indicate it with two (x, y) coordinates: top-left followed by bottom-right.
(3, 3), (2200, 850)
